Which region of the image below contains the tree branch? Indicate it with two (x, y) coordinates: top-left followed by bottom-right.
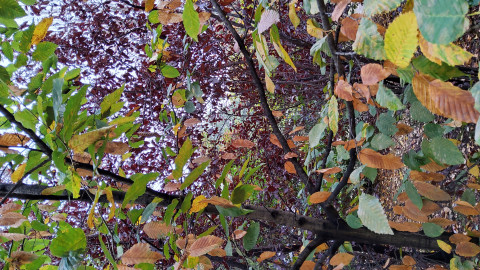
(291, 236), (325, 270)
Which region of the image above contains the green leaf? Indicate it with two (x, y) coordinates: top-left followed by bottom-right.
(127, 209), (143, 224)
(173, 138), (193, 179)
(384, 12), (418, 68)
(362, 166), (377, 182)
(424, 123), (444, 138)
(353, 18), (386, 60)
(32, 42), (57, 62)
(309, 122), (327, 148)
(371, 133), (394, 151)
(471, 81), (480, 112)
(422, 222), (444, 237)
(63, 85), (87, 141)
(410, 101), (435, 122)
(0, 66), (10, 83)
(1, 42), (13, 61)
(476, 117), (480, 146)
(215, 159), (234, 188)
(376, 82), (404, 111)
(231, 184), (255, 204)
(14, 110), (37, 131)
(0, 0), (26, 19)
(414, 0), (469, 44)
(52, 78), (64, 123)
(164, 199), (179, 225)
(270, 25), (296, 72)
(98, 235), (118, 270)
(181, 160), (210, 190)
(405, 180), (423, 210)
(122, 173), (159, 208)
(363, 0), (403, 17)
(182, 0), (200, 41)
(346, 214), (363, 229)
(140, 197), (163, 223)
(358, 193), (393, 235)
(429, 137), (464, 165)
(243, 222), (260, 251)
(328, 95), (338, 135)
(50, 227), (86, 257)
(180, 192), (193, 214)
(216, 206), (253, 217)
(412, 56), (465, 81)
(376, 113), (398, 136)
(161, 64), (180, 78)
(100, 84), (124, 117)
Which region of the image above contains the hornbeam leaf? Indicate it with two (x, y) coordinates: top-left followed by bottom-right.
(243, 222), (260, 251)
(328, 96), (338, 135)
(358, 194), (393, 235)
(376, 82), (404, 111)
(183, 0), (200, 41)
(353, 18), (386, 60)
(68, 126), (115, 153)
(363, 0), (402, 17)
(418, 35), (472, 66)
(288, 0), (300, 28)
(173, 138), (193, 179)
(358, 148), (404, 169)
(31, 17), (53, 45)
(414, 0), (469, 45)
(384, 12), (418, 68)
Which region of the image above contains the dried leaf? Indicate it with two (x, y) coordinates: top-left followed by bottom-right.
(193, 156), (210, 164)
(0, 133), (30, 146)
(292, 136), (309, 142)
(316, 167), (342, 174)
(284, 152), (299, 159)
(453, 200), (480, 216)
(344, 138), (365, 151)
(0, 232), (27, 241)
(258, 10), (279, 34)
(395, 123), (413, 136)
(402, 255), (416, 266)
(231, 139), (255, 149)
(449, 233), (471, 244)
(233, 229), (247, 240)
(402, 204), (428, 223)
(284, 161), (296, 174)
(455, 242), (480, 257)
(361, 63), (391, 85)
(122, 243), (164, 264)
(332, 0), (351, 21)
(309, 191), (331, 204)
(335, 80), (354, 101)
(144, 222), (174, 239)
(409, 171), (444, 182)
(358, 148), (404, 169)
(330, 252), (354, 266)
(340, 14), (362, 40)
(189, 235), (224, 257)
(428, 217), (455, 227)
(388, 221), (422, 232)
(412, 181), (450, 201)
(0, 203), (21, 214)
(289, 126), (305, 135)
(184, 118), (201, 126)
(201, 196), (234, 208)
(420, 199), (440, 215)
(257, 251), (276, 262)
(221, 152), (236, 160)
(270, 134), (282, 148)
(0, 212), (27, 227)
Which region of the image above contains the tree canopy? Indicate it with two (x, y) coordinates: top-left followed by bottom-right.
(0, 0), (480, 269)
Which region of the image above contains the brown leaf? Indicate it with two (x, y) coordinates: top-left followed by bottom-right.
(208, 248), (226, 257)
(395, 123), (413, 136)
(9, 251), (38, 267)
(0, 212), (27, 227)
(51, 213), (66, 221)
(330, 252), (354, 266)
(412, 73), (479, 123)
(389, 266), (412, 270)
(402, 255), (416, 266)
(420, 199), (440, 216)
(428, 217), (455, 227)
(388, 221), (422, 232)
(0, 202), (21, 214)
(344, 138), (365, 151)
(289, 126), (305, 135)
(122, 243), (164, 264)
(257, 251), (276, 262)
(233, 229), (247, 240)
(332, 140), (346, 146)
(0, 133), (30, 146)
(284, 152), (299, 159)
(143, 222), (174, 239)
(284, 161), (297, 174)
(455, 242), (480, 257)
(393, 205), (403, 215)
(449, 233), (471, 244)
(453, 200), (480, 216)
(37, 204), (58, 212)
(409, 171), (444, 182)
(193, 156), (210, 164)
(420, 159), (446, 172)
(361, 64), (391, 85)
(352, 96), (369, 112)
(300, 261), (315, 270)
(176, 234), (196, 250)
(270, 134), (282, 148)
(95, 141), (130, 155)
(412, 181), (450, 201)
(293, 136), (309, 142)
(287, 139), (296, 149)
(335, 80), (353, 101)
(309, 191), (331, 204)
(164, 182), (181, 192)
(201, 196), (234, 208)
(0, 232), (27, 241)
(358, 148), (404, 169)
(184, 118), (201, 127)
(231, 139), (255, 149)
(352, 83), (372, 102)
(41, 185), (66, 195)
(340, 14), (362, 40)
(331, 0), (351, 21)
(316, 167), (342, 174)
(189, 235), (224, 257)
(402, 204), (428, 223)
(221, 152), (236, 160)
(272, 110), (283, 117)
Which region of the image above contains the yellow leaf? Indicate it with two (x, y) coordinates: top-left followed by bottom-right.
(68, 126), (115, 153)
(437, 240), (452, 254)
(104, 187), (116, 221)
(87, 188), (101, 229)
(31, 17), (53, 45)
(265, 74), (275, 93)
(419, 34), (472, 66)
(288, 0), (300, 28)
(270, 32), (297, 72)
(384, 12), (418, 68)
(11, 163), (26, 183)
(190, 195), (208, 213)
(145, 0), (155, 12)
(469, 165), (479, 177)
(306, 19), (324, 38)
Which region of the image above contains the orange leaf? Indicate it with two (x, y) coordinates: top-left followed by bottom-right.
(0, 212), (27, 227)
(420, 199), (440, 216)
(289, 126), (305, 135)
(221, 152), (236, 160)
(352, 83), (372, 102)
(409, 171), (444, 182)
(453, 200), (480, 216)
(331, 0), (351, 21)
(358, 148), (404, 169)
(388, 221), (422, 232)
(193, 156), (210, 164)
(360, 63), (391, 85)
(412, 181), (450, 201)
(233, 229), (247, 240)
(231, 139), (255, 149)
(340, 14), (363, 40)
(420, 159), (446, 172)
(272, 110), (283, 117)
(270, 134), (282, 148)
(121, 243), (164, 264)
(284, 152), (299, 159)
(402, 255), (416, 266)
(393, 205), (403, 215)
(344, 138), (365, 151)
(300, 261), (315, 270)
(395, 123), (413, 136)
(284, 161), (297, 174)
(0, 203), (21, 214)
(455, 242), (480, 257)
(293, 136), (309, 142)
(412, 73), (479, 123)
(428, 217), (455, 227)
(201, 196), (234, 208)
(449, 233), (471, 244)
(352, 96), (369, 112)
(188, 235), (224, 257)
(257, 251), (276, 262)
(143, 222), (174, 239)
(402, 204), (428, 223)
(208, 248), (226, 257)
(335, 80), (353, 101)
(309, 191), (331, 204)
(316, 167), (342, 174)
(330, 252), (354, 266)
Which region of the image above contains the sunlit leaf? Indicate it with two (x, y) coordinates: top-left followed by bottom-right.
(353, 18), (386, 60)
(257, 251), (276, 262)
(358, 193), (393, 235)
(31, 17), (53, 45)
(384, 12), (418, 68)
(121, 243), (163, 264)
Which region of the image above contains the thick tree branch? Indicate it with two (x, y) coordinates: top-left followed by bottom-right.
(291, 236), (325, 270)
(209, 0), (314, 193)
